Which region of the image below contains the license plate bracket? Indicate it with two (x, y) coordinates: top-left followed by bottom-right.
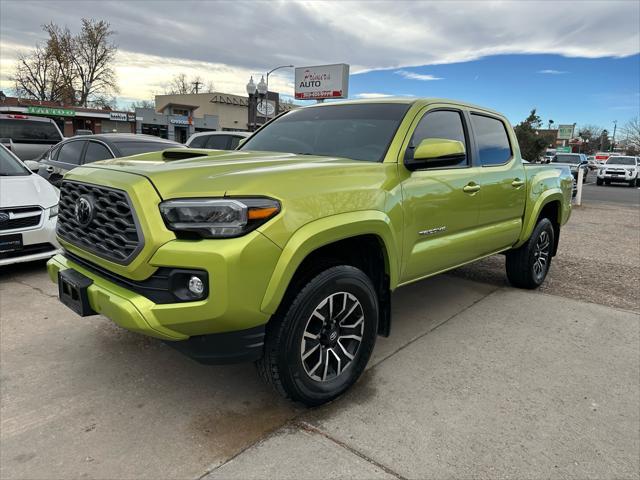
(58, 269), (97, 317)
(0, 233), (23, 253)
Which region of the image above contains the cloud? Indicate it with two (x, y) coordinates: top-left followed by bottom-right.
(538, 69), (568, 74)
(1, 0), (638, 102)
(355, 93), (394, 99)
(395, 70), (443, 81)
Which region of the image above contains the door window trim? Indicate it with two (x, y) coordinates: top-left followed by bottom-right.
(468, 111), (514, 168)
(401, 106), (473, 171)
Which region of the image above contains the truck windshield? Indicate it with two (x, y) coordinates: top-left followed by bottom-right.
(239, 103), (411, 162)
(552, 154), (580, 164)
(606, 157), (636, 165)
(0, 147), (30, 176)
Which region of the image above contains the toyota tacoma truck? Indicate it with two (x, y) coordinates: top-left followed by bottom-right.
(47, 99), (572, 405)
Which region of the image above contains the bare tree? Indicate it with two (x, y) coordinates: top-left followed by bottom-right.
(11, 44), (63, 101)
(129, 99), (154, 109)
(164, 74), (214, 95)
(621, 117), (640, 151)
(44, 19), (118, 106)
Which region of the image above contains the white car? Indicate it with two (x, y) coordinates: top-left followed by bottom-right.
(596, 156), (640, 187)
(0, 144), (60, 266)
(185, 131), (251, 150)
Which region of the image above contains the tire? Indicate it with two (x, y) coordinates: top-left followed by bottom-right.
(506, 218), (555, 289)
(256, 265), (378, 406)
(629, 180), (636, 188)
(596, 177), (603, 186)
(605, 180), (611, 186)
(636, 178), (640, 187)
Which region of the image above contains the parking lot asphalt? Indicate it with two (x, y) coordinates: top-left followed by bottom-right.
(1, 186), (639, 480)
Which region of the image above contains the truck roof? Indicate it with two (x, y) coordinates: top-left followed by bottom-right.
(304, 97), (505, 118)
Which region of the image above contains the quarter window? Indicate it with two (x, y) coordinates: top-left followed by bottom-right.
(206, 135), (230, 149)
(57, 141), (86, 165)
(471, 114), (512, 166)
(407, 110), (468, 167)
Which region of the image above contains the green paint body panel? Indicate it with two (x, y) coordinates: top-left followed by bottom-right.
(48, 98), (572, 341)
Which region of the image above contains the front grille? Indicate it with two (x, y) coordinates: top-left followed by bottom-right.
(57, 181), (143, 264)
(0, 207), (42, 231)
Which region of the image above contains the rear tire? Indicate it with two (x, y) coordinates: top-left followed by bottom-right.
(506, 218), (555, 289)
(256, 265), (378, 406)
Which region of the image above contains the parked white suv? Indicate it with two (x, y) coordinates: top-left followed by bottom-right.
(0, 144), (60, 266)
(596, 156), (640, 187)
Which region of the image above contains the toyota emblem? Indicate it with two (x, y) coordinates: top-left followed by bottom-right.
(75, 196), (94, 227)
(0, 212), (9, 224)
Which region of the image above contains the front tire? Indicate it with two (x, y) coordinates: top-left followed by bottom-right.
(256, 265), (378, 406)
(596, 177), (603, 186)
(506, 218), (555, 289)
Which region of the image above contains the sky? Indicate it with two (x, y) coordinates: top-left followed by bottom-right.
(0, 0), (639, 129)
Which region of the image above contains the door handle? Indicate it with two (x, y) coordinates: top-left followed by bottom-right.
(511, 178), (525, 188)
(463, 183), (481, 194)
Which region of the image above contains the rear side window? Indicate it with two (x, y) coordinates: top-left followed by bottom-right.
(471, 114), (512, 166)
(57, 141), (86, 165)
(84, 142), (113, 163)
(188, 135), (209, 148)
(206, 135), (230, 149)
(113, 141), (174, 156)
(0, 119), (62, 143)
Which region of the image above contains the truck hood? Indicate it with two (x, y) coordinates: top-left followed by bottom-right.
(82, 149), (382, 199)
(0, 173), (59, 209)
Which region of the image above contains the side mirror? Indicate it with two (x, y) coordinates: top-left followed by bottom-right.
(405, 138), (466, 171)
(23, 160), (41, 172)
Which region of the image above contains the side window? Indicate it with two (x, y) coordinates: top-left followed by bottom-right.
(206, 135), (230, 150)
(471, 114), (512, 166)
(84, 142), (113, 164)
(228, 136), (243, 150)
(56, 141), (86, 165)
(188, 135), (209, 148)
(407, 110), (468, 167)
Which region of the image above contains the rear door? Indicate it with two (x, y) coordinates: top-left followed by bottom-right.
(468, 112), (526, 254)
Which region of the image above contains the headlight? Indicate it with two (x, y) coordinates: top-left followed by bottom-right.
(159, 197), (280, 238)
(627, 168), (635, 174)
(49, 205), (59, 218)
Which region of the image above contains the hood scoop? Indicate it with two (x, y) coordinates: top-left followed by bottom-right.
(162, 149), (211, 161)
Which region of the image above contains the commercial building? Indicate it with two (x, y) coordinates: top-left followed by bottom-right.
(135, 91), (296, 142)
(0, 96), (135, 136)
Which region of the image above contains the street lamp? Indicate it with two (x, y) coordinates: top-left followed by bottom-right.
(264, 65), (294, 121)
(246, 76), (257, 96)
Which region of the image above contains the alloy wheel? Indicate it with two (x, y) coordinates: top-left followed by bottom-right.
(300, 291), (365, 382)
(532, 230), (551, 281)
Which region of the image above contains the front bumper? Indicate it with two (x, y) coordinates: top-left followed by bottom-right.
(0, 210), (60, 267)
(597, 172), (637, 182)
(47, 230), (282, 342)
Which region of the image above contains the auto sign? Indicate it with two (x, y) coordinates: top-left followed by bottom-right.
(295, 64), (350, 100)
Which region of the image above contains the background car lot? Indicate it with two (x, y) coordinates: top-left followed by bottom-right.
(1, 183), (637, 479)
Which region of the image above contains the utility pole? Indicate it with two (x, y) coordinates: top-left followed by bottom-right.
(192, 80), (202, 94)
(611, 120), (617, 152)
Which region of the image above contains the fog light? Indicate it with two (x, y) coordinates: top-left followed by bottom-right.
(188, 276), (204, 296)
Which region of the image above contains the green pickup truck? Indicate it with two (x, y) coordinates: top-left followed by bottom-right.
(47, 99), (573, 405)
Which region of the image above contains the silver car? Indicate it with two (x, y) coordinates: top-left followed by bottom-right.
(0, 114), (64, 160)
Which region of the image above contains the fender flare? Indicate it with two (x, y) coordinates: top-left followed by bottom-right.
(260, 210), (400, 314)
(514, 189), (565, 248)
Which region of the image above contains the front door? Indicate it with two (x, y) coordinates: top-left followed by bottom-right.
(399, 106), (484, 283)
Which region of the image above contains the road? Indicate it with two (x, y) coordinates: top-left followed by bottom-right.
(581, 180), (640, 206)
(1, 180), (638, 480)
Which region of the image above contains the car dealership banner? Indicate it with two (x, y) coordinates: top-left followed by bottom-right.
(295, 64), (349, 100)
(557, 124), (575, 140)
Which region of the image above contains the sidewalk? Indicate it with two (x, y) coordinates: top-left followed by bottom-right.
(204, 289), (640, 480)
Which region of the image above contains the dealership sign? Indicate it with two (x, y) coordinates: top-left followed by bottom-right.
(109, 112), (129, 122)
(257, 99), (276, 117)
(557, 124), (575, 140)
(294, 64), (349, 100)
(27, 106), (75, 117)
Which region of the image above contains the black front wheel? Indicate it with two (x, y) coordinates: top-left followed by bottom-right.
(596, 177), (603, 186)
(256, 265), (378, 406)
(506, 218), (555, 289)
